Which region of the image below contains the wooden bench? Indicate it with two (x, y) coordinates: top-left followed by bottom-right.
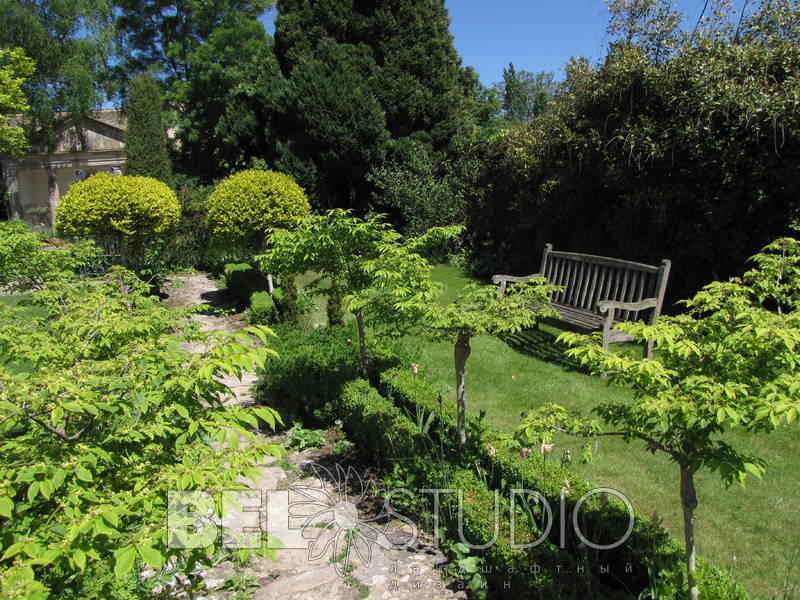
(493, 244), (671, 359)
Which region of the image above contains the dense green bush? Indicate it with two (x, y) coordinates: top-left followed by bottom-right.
(336, 380), (423, 461)
(442, 469), (610, 600)
(248, 290), (277, 325)
(206, 169), (311, 251)
(254, 324), (405, 424)
(55, 173), (180, 239)
(54, 173), (180, 276)
(0, 221), (99, 292)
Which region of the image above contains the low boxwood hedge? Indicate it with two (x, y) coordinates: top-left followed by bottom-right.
(254, 324), (404, 425)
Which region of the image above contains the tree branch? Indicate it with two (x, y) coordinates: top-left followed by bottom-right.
(553, 427), (677, 459)
(27, 414), (93, 441)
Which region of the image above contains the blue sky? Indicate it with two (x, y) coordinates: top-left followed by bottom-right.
(447, 0), (749, 85)
(263, 1), (749, 87)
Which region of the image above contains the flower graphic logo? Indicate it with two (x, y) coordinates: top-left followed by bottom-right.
(288, 462), (396, 575)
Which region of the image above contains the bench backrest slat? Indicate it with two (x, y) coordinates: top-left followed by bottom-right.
(538, 245), (671, 323)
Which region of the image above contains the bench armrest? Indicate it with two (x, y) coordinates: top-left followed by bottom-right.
(597, 298), (657, 314)
(492, 273), (542, 297)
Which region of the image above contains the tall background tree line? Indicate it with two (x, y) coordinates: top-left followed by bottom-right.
(1, 0), (798, 305)
(467, 0), (800, 305)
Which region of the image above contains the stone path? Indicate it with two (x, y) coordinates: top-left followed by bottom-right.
(162, 274), (466, 600)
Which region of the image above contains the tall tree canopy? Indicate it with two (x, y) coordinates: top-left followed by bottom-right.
(0, 48), (34, 160)
(114, 0), (278, 181)
(170, 12), (280, 179)
(498, 63), (557, 123)
(0, 0), (114, 150)
(273, 0), (473, 209)
(114, 0), (273, 86)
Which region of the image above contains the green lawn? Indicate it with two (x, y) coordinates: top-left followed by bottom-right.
(406, 265), (799, 599)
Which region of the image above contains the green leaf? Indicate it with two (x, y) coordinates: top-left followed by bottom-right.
(27, 480), (40, 502)
(75, 467), (93, 482)
(0, 496), (13, 518)
(137, 545), (165, 569)
(73, 548), (86, 571)
(743, 463), (764, 479)
(113, 545), (137, 578)
(1, 542), (23, 561)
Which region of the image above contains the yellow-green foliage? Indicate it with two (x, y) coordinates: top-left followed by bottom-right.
(206, 170), (310, 244)
(55, 173), (180, 238)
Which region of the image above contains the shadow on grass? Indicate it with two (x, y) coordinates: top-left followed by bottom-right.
(501, 326), (588, 373)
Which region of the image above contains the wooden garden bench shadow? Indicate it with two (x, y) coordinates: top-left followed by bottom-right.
(501, 327), (587, 373)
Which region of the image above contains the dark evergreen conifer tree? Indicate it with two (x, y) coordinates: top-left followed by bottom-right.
(124, 73), (173, 186)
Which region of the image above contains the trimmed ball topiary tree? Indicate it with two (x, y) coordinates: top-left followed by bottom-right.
(206, 169), (311, 307)
(55, 172), (180, 269)
(206, 169), (311, 251)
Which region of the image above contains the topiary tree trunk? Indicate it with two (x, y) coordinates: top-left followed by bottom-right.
(327, 277), (345, 327)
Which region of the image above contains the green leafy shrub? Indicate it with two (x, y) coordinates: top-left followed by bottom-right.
(55, 173), (180, 239)
(0, 221), (99, 292)
(0, 267), (283, 598)
(336, 380), (423, 461)
(380, 368), (488, 452)
(255, 324), (405, 424)
(206, 169), (311, 251)
(442, 469), (599, 600)
(54, 173), (180, 276)
(284, 423), (326, 450)
(249, 290), (277, 325)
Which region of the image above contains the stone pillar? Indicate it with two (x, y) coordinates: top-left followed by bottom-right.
(1, 162), (21, 220)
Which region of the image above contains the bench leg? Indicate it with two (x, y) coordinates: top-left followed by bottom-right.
(644, 340), (654, 360)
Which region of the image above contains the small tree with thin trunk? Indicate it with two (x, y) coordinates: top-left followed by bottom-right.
(258, 209), (454, 378)
(517, 237), (800, 600)
(426, 281), (558, 446)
